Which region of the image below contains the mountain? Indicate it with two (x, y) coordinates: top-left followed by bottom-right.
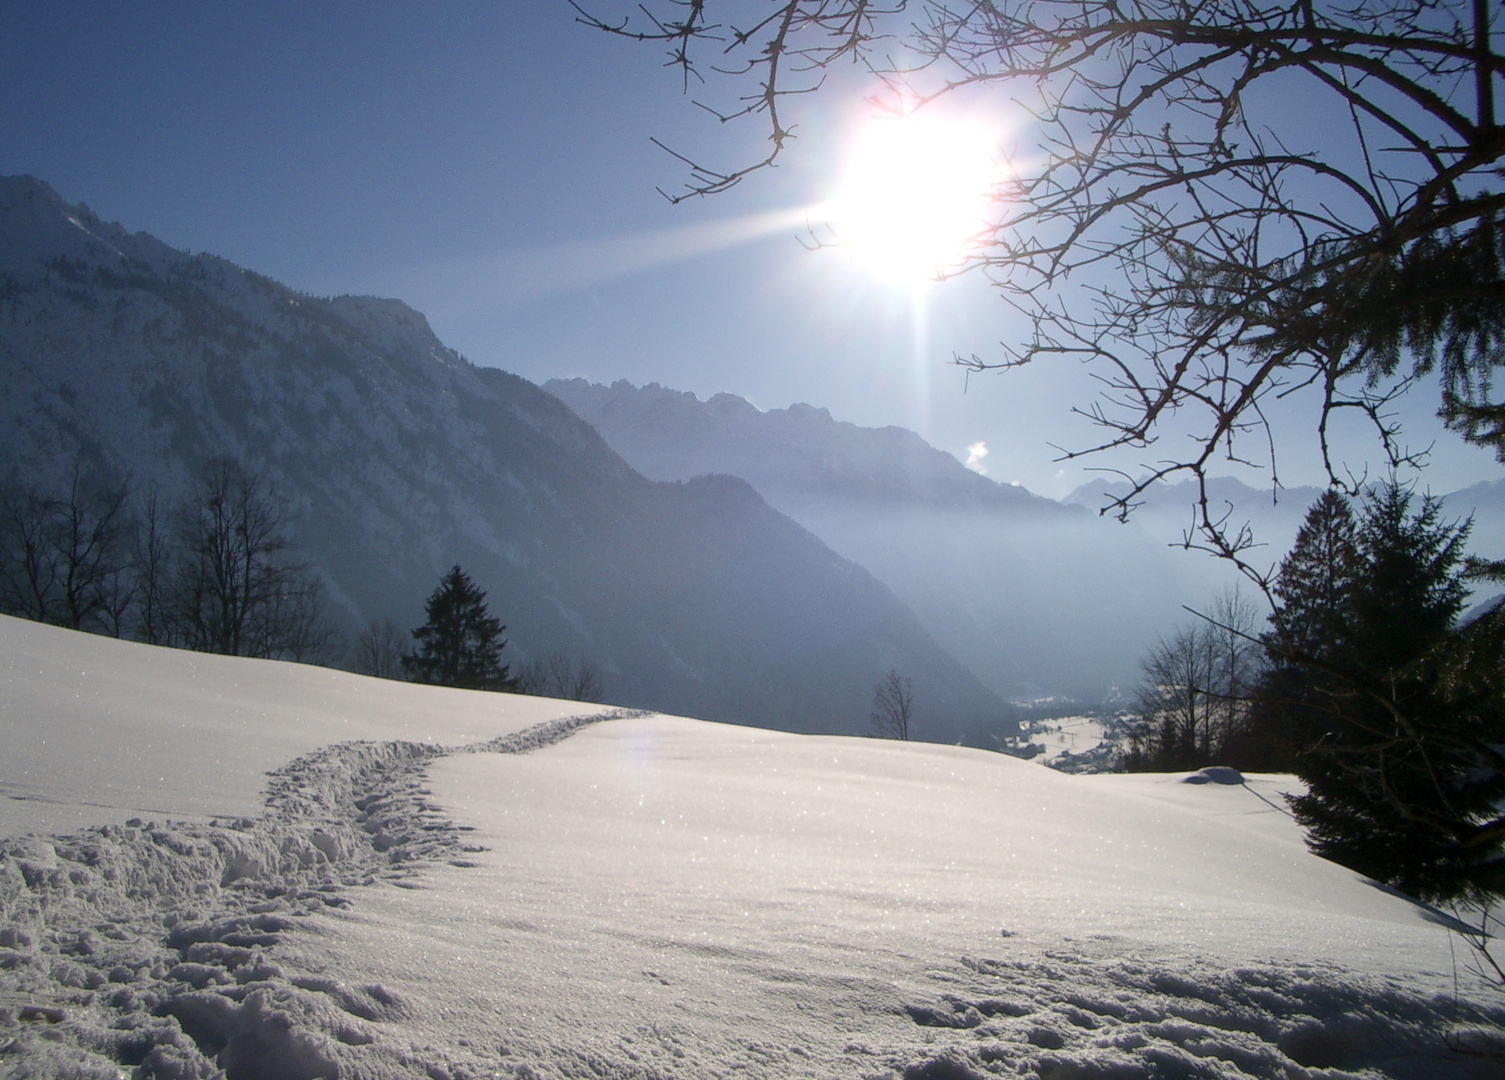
(546, 378), (1248, 702)
(1443, 478), (1505, 566)
(543, 379), (1061, 511)
(0, 174), (1009, 740)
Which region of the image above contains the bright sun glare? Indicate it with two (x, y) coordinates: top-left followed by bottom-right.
(831, 116), (999, 283)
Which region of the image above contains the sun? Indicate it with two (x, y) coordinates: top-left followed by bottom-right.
(830, 115), (1000, 282)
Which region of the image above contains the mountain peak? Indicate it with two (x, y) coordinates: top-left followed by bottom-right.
(0, 173), (185, 279)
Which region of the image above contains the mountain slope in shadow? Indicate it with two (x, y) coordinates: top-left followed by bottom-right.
(0, 175), (1008, 740)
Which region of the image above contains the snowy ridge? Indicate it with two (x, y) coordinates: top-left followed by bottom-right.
(544, 377), (1063, 510)
(2, 613), (1503, 1077)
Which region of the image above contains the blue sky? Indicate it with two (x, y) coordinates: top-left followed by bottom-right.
(2, 1), (1497, 500)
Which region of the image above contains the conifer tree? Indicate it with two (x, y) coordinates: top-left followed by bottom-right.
(1258, 484), (1505, 901)
(1268, 491), (1361, 663)
(403, 565), (514, 691)
(1234, 492), (1363, 770)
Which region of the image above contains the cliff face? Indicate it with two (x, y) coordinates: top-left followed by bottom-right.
(0, 175), (1009, 739)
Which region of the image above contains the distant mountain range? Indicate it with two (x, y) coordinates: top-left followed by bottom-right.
(548, 379), (1503, 701)
(8, 173), (1493, 730)
(543, 379), (1063, 513)
(547, 379), (1225, 700)
(0, 175), (1008, 741)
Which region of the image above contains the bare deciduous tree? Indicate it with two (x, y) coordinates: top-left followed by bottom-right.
(352, 618), (409, 680)
(1207, 587), (1263, 752)
(0, 459), (338, 661)
(552, 652), (605, 702)
(579, 0), (1505, 571)
(870, 667), (915, 740)
(133, 485), (173, 646)
(0, 461), (131, 633)
(1127, 587), (1261, 769)
(54, 462), (131, 632)
(513, 651), (606, 702)
(0, 482), (63, 623)
(1131, 625), (1219, 769)
(171, 459), (337, 661)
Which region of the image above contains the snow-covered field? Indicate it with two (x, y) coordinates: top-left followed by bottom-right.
(2, 615), (1501, 1078)
(1015, 714), (1128, 773)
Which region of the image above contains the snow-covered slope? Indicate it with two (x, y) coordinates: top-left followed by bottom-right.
(3, 617), (1500, 1079)
(0, 176), (1007, 739)
(0, 614), (613, 836)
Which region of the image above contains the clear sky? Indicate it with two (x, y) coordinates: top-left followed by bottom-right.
(1, 1), (1497, 499)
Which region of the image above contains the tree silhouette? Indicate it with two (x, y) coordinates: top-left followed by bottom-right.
(870, 667), (915, 740)
(1252, 484), (1504, 901)
(172, 459), (335, 661)
(353, 618), (409, 680)
(404, 565), (514, 691)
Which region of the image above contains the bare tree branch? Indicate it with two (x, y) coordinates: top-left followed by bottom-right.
(583, 0), (1505, 567)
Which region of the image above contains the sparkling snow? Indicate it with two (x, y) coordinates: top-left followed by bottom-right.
(0, 616), (608, 836)
(2, 615), (1501, 1078)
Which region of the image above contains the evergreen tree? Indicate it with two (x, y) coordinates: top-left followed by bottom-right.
(1268, 491), (1361, 663)
(1235, 492), (1363, 770)
(1258, 483), (1505, 901)
(403, 565), (514, 691)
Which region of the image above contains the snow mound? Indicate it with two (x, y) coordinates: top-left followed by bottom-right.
(1183, 766), (1245, 785)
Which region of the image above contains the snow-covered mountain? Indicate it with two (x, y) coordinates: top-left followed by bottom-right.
(547, 379), (1252, 702)
(0, 175), (1008, 740)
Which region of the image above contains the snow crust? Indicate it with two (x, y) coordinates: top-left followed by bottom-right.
(2, 617), (1502, 1078)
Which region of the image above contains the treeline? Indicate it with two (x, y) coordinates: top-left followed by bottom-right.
(1126, 482), (1505, 903)
(0, 462), (606, 703)
(0, 459), (338, 662)
(1124, 589), (1261, 771)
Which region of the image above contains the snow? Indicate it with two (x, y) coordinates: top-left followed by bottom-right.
(1011, 713), (1131, 773)
(2, 615), (1502, 1078)
(0, 616), (613, 836)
